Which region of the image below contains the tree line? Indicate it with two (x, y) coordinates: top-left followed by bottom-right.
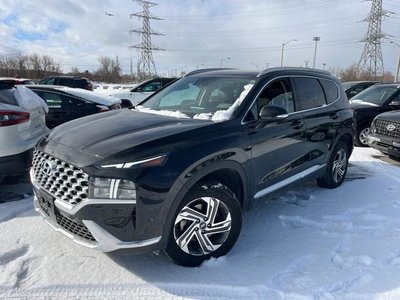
(0, 53), (395, 83)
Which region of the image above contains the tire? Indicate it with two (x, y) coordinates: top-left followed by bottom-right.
(317, 141), (349, 189)
(164, 182), (242, 267)
(355, 124), (371, 147)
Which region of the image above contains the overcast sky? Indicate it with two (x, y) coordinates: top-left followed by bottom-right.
(1, 0), (400, 77)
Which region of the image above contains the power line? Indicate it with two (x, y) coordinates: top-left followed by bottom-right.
(358, 0), (391, 78)
(129, 0), (164, 80)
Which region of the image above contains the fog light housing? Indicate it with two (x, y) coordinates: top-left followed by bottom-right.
(89, 177), (136, 200)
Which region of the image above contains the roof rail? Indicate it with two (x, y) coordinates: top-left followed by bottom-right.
(184, 68), (235, 77)
(256, 67), (331, 78)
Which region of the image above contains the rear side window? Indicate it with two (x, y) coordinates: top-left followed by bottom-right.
(40, 77), (55, 85)
(0, 88), (18, 105)
(292, 77), (326, 111)
(320, 79), (339, 104)
(34, 91), (62, 108)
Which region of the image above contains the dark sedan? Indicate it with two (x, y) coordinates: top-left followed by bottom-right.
(27, 85), (121, 128)
(350, 83), (400, 146)
(368, 110), (400, 158)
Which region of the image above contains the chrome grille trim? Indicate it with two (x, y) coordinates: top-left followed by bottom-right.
(32, 150), (89, 205)
(375, 120), (400, 138)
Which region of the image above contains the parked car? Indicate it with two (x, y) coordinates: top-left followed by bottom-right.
(0, 83), (48, 182)
(350, 83), (400, 146)
(31, 68), (354, 266)
(0, 77), (34, 85)
(37, 76), (94, 91)
(342, 81), (379, 99)
(27, 85), (121, 128)
(109, 77), (176, 108)
(368, 110), (400, 158)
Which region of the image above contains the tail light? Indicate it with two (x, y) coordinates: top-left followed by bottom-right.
(0, 110), (30, 127)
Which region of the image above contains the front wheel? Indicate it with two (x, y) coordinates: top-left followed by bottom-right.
(317, 141), (349, 189)
(356, 124), (371, 147)
(165, 182), (242, 267)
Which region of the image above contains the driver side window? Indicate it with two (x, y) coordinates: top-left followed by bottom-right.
(246, 78), (294, 121)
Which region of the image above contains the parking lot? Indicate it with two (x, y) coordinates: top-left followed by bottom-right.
(1, 147), (400, 299)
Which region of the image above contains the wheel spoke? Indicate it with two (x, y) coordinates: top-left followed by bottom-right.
(175, 206), (206, 223)
(175, 222), (197, 253)
(195, 230), (216, 254)
(206, 216), (232, 235)
(205, 197), (219, 224)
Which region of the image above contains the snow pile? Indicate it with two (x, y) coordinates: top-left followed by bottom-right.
(58, 87), (121, 106)
(194, 83), (254, 122)
(2, 148), (400, 299)
(350, 99), (378, 107)
(135, 106), (190, 119)
(14, 86), (48, 113)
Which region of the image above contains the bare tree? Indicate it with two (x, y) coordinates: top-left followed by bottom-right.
(95, 56), (121, 83)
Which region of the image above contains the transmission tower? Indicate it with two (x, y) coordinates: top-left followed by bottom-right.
(358, 0), (391, 79)
(129, 0), (164, 80)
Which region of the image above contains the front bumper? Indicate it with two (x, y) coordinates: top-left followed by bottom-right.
(368, 134), (400, 158)
(31, 169), (162, 253)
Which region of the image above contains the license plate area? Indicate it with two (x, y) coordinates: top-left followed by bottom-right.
(35, 188), (57, 220)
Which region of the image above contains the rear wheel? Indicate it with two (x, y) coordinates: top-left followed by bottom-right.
(165, 182), (242, 267)
(317, 141), (349, 189)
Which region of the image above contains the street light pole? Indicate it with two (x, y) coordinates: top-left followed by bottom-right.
(280, 39), (297, 67)
(220, 57), (231, 68)
(390, 41), (400, 83)
(312, 36), (321, 69)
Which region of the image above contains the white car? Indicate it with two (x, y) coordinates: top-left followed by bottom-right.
(109, 78), (176, 108)
(0, 84), (49, 182)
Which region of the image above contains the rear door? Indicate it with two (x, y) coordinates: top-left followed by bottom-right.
(290, 76), (339, 168)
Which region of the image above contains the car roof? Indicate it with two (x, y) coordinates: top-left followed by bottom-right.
(0, 77), (33, 82)
(40, 75), (90, 80)
(185, 67), (332, 78)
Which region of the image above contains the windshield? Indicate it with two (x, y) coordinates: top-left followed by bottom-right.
(342, 82), (357, 91)
(352, 85), (399, 106)
(138, 76), (256, 121)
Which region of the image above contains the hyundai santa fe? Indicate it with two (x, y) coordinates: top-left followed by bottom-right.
(31, 68), (354, 266)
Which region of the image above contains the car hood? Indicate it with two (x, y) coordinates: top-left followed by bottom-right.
(374, 110), (400, 122)
(43, 109), (215, 166)
(350, 99), (379, 109)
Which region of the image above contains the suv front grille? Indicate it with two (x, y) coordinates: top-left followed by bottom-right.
(55, 211), (96, 242)
(375, 120), (400, 138)
(32, 150), (89, 205)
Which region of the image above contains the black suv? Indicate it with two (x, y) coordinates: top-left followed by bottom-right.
(350, 83), (400, 146)
(368, 111), (400, 158)
(38, 76), (93, 90)
(31, 68), (354, 266)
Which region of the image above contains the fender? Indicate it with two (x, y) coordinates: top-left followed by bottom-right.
(157, 151), (250, 247)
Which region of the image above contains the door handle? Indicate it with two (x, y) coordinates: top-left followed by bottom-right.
(291, 120), (304, 130)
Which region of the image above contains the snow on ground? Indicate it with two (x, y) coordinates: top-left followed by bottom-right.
(1, 148), (400, 299)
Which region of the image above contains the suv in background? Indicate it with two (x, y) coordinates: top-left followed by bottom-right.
(0, 83), (48, 182)
(31, 68), (354, 266)
(38, 76), (93, 91)
(342, 81), (379, 99)
(368, 111), (400, 158)
(350, 83), (400, 146)
(109, 77), (176, 108)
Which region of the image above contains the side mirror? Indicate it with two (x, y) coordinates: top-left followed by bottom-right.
(389, 100), (400, 107)
(259, 105), (288, 121)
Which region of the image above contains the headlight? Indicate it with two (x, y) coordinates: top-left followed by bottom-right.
(89, 177), (136, 200)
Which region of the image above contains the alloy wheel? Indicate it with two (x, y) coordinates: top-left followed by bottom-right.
(359, 127), (371, 145)
(332, 148), (347, 183)
(173, 197), (232, 256)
